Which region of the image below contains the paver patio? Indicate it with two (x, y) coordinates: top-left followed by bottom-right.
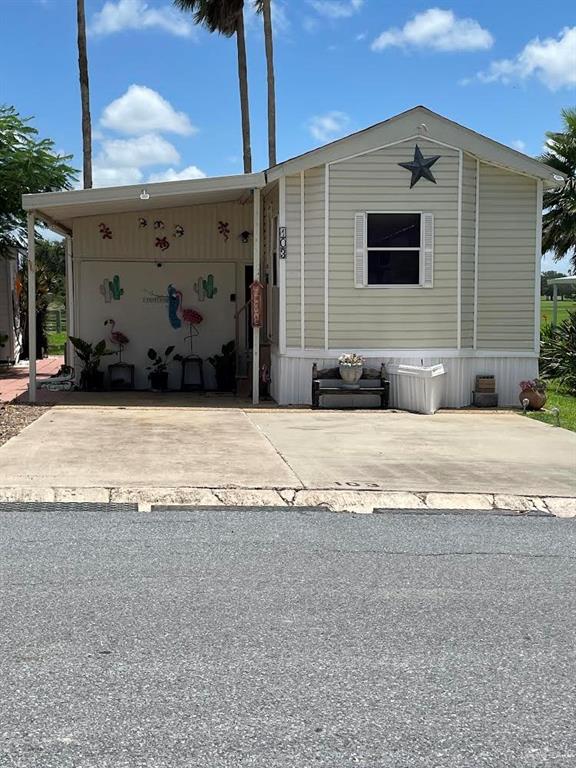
(0, 357), (64, 403)
(0, 405), (574, 497)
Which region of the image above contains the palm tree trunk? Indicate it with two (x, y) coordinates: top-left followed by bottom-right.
(76, 0), (93, 189)
(262, 0), (276, 167)
(235, 9), (252, 174)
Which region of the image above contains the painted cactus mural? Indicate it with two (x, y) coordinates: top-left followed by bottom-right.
(99, 275), (124, 303)
(193, 274), (218, 301)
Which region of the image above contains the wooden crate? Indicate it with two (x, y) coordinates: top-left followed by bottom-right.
(475, 375), (496, 393)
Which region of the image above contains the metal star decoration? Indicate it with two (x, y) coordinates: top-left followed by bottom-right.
(398, 144), (441, 188)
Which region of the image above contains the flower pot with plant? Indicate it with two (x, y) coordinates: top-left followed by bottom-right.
(69, 336), (114, 390)
(519, 378), (547, 410)
(338, 353), (364, 387)
(208, 340), (236, 391)
(147, 346), (175, 391)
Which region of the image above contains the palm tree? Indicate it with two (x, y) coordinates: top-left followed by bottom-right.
(175, 0), (252, 173)
(76, 0), (93, 188)
(540, 108), (576, 272)
(255, 0), (276, 166)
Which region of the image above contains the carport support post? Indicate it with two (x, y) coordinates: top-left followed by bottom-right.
(27, 211), (37, 403)
(65, 235), (74, 366)
(252, 188), (261, 405)
(552, 283), (558, 328)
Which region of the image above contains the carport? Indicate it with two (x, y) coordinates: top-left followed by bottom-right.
(21, 173), (266, 403)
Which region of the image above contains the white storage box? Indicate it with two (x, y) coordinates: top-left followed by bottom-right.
(386, 364), (446, 414)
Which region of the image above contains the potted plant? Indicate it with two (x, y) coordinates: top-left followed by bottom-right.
(519, 378), (547, 410)
(338, 352), (364, 387)
(208, 340), (236, 391)
(147, 346), (175, 391)
(69, 336), (114, 391)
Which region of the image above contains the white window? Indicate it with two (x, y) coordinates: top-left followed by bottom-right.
(354, 212), (434, 288)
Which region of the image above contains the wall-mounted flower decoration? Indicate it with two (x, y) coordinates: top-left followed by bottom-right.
(155, 236), (170, 251)
(218, 221), (230, 241)
(99, 222), (112, 240)
(138, 217), (147, 228)
(173, 224), (184, 238)
(154, 220), (165, 230)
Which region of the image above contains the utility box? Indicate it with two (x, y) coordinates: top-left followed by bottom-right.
(387, 364), (446, 415)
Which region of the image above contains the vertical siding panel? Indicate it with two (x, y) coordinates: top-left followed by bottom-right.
(285, 175), (301, 347)
(303, 167), (326, 348)
(477, 164), (537, 350)
(461, 154), (477, 348)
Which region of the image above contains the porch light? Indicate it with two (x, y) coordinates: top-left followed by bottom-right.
(139, 188), (150, 200)
(239, 230), (251, 243)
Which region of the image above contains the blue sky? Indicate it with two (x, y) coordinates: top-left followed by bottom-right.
(1, 0), (574, 269)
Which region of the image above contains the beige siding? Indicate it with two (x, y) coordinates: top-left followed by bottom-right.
(328, 138), (459, 348)
(461, 154), (477, 349)
(262, 183), (279, 345)
(304, 167), (325, 348)
(285, 175), (301, 347)
(476, 164), (537, 350)
(73, 201), (253, 264)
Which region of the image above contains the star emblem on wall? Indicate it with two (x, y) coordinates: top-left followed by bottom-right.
(398, 144), (441, 188)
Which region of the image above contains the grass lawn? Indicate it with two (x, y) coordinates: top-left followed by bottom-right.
(47, 331), (67, 355)
(540, 297), (576, 329)
(527, 381), (576, 433)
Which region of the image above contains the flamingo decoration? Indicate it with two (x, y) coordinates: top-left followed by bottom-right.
(182, 308), (203, 355)
(104, 318), (129, 362)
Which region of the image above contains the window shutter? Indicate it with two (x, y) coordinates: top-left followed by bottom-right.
(421, 213), (434, 288)
(354, 212), (367, 288)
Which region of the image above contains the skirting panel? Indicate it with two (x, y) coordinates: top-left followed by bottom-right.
(271, 350), (538, 408)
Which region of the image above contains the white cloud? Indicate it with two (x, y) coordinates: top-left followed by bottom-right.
(97, 134), (180, 168)
(511, 139), (527, 152)
(93, 165), (144, 187)
(308, 111), (351, 142)
(91, 0), (193, 37)
(475, 26), (576, 91)
(372, 8), (493, 53)
(148, 165), (207, 182)
(308, 0), (363, 20)
(100, 85), (196, 136)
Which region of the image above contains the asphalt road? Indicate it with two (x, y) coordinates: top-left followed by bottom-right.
(1, 504), (575, 768)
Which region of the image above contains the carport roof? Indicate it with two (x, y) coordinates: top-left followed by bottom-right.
(22, 172), (267, 234)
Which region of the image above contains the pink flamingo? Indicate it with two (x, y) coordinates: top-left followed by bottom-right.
(105, 318), (129, 361)
(182, 307), (203, 355)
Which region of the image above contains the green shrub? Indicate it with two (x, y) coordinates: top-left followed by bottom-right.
(540, 312), (576, 394)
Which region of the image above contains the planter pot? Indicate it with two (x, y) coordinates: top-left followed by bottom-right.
(81, 370), (104, 391)
(339, 363), (363, 386)
(519, 389), (547, 410)
(214, 369), (236, 392)
(149, 371), (169, 392)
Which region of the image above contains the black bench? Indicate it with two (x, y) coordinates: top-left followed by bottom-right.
(312, 364), (390, 409)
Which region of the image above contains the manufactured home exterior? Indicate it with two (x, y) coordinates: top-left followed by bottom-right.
(22, 107), (559, 406)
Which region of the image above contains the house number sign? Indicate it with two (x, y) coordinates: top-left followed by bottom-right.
(278, 226), (287, 259)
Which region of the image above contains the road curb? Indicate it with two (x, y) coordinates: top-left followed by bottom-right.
(0, 486), (574, 517)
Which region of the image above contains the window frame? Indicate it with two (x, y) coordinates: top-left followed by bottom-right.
(364, 211), (425, 289)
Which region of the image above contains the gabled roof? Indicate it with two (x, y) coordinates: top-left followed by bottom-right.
(266, 106), (561, 186)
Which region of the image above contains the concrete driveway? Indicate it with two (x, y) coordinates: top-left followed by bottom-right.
(0, 405), (574, 498)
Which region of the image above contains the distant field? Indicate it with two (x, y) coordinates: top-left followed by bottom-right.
(540, 297), (576, 329)
(47, 331), (66, 355)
